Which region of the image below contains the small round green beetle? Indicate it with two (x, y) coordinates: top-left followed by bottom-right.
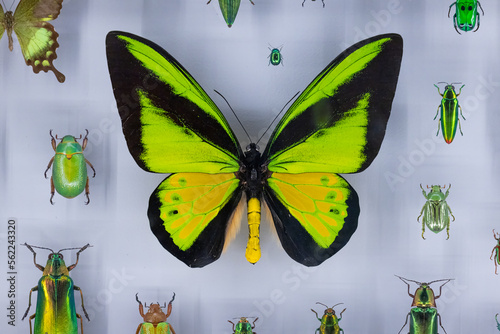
(417, 184), (455, 240)
(302, 0), (325, 8)
(268, 46), (283, 66)
(434, 82), (465, 144)
(448, 0), (484, 34)
(44, 129), (96, 205)
(396, 275), (453, 334)
(228, 317), (258, 334)
(311, 302), (346, 334)
(491, 229), (500, 275)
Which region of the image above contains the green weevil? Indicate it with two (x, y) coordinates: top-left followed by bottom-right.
(207, 0), (255, 28)
(45, 129), (96, 204)
(228, 317), (258, 334)
(136, 293), (176, 334)
(418, 184), (455, 240)
(448, 0), (484, 34)
(311, 302), (346, 334)
(491, 229), (500, 275)
(302, 0), (325, 7)
(268, 46), (283, 66)
(396, 276), (453, 334)
(496, 313), (500, 331)
(22, 243), (91, 334)
(433, 82), (465, 144)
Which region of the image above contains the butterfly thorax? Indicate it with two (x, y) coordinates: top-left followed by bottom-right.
(3, 11), (14, 51)
(238, 143), (268, 199)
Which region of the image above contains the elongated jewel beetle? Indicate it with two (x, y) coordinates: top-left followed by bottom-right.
(228, 317), (258, 334)
(44, 129), (96, 204)
(207, 0), (255, 28)
(302, 0), (325, 7)
(22, 243), (91, 334)
(417, 184), (455, 240)
(433, 82), (465, 144)
(491, 229), (500, 275)
(496, 313), (500, 331)
(448, 0), (484, 34)
(136, 293), (176, 334)
(268, 46), (283, 66)
(311, 302), (346, 334)
(396, 276), (453, 334)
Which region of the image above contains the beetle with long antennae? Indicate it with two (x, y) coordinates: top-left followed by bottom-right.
(311, 302), (346, 334)
(22, 243), (91, 334)
(396, 275), (453, 334)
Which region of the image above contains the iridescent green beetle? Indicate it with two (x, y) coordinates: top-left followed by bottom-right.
(22, 243), (91, 334)
(491, 229), (500, 275)
(136, 293), (176, 334)
(228, 317), (258, 334)
(207, 0), (255, 28)
(302, 0), (325, 7)
(44, 129), (96, 204)
(448, 0), (484, 34)
(396, 276), (453, 334)
(417, 184), (455, 240)
(311, 302), (346, 334)
(433, 82), (465, 144)
(268, 46), (283, 66)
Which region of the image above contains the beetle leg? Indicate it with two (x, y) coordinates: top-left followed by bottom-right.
(311, 309), (321, 321)
(85, 159), (96, 178)
(248, 0), (255, 5)
(206, 0), (211, 4)
(437, 312), (448, 334)
(74, 286), (90, 321)
(339, 327), (344, 334)
(447, 2), (454, 18)
(448, 205), (455, 222)
(44, 157), (54, 178)
(28, 313), (36, 334)
(433, 105), (440, 120)
(169, 323), (177, 334)
(397, 312), (410, 334)
(50, 176), (55, 205)
(67, 244), (91, 271)
(136, 293), (146, 318)
(478, 1), (484, 15)
(473, 12), (480, 32)
(301, 0), (305, 7)
(321, 0), (325, 7)
(23, 244), (45, 271)
(22, 287), (38, 320)
(228, 320), (236, 331)
(252, 317), (259, 328)
(417, 205), (425, 223)
(84, 176), (90, 205)
(49, 130), (57, 151)
(135, 323), (142, 334)
(421, 221), (426, 240)
(76, 313), (84, 334)
(435, 116), (441, 136)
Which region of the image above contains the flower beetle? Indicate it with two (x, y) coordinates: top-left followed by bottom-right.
(417, 184), (455, 240)
(311, 302), (346, 334)
(268, 45), (283, 66)
(491, 229), (500, 275)
(448, 0), (484, 34)
(44, 129), (96, 204)
(228, 317), (258, 334)
(496, 313), (500, 331)
(22, 243), (91, 334)
(396, 275), (453, 334)
(302, 0), (325, 8)
(207, 0), (255, 28)
(136, 292), (176, 334)
(433, 82), (465, 144)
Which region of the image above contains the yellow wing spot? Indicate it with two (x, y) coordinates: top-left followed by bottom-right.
(304, 213), (330, 237)
(179, 215), (203, 239)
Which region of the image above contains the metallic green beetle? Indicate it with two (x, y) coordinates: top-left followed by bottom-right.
(418, 184), (455, 240)
(448, 0), (484, 34)
(496, 313), (500, 331)
(136, 293), (176, 334)
(311, 302), (346, 334)
(268, 46), (283, 66)
(302, 0), (325, 7)
(207, 0), (255, 28)
(45, 129), (96, 204)
(396, 276), (453, 334)
(22, 243), (91, 334)
(228, 317), (258, 334)
(491, 229), (500, 275)
(433, 82), (465, 144)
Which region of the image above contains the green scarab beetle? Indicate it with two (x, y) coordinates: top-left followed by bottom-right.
(418, 184), (455, 240)
(448, 0), (484, 34)
(311, 302), (346, 334)
(228, 317), (258, 334)
(268, 46), (283, 66)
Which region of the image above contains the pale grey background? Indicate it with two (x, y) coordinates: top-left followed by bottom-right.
(1, 0), (500, 333)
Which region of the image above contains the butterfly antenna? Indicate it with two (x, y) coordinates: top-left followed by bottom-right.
(214, 90), (252, 143)
(256, 91), (299, 146)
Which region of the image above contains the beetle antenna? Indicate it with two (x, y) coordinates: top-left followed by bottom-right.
(23, 243), (54, 253)
(214, 90), (252, 143)
(315, 302), (329, 308)
(450, 82), (462, 86)
(57, 244), (92, 253)
(331, 302), (344, 309)
(256, 91), (299, 146)
(395, 275), (422, 286)
(427, 278), (453, 286)
(436, 81), (449, 85)
(169, 292), (176, 305)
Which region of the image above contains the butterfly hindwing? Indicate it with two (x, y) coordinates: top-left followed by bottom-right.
(264, 34), (403, 174)
(7, 0), (65, 82)
(148, 173), (242, 267)
(106, 31), (242, 174)
(265, 172), (359, 266)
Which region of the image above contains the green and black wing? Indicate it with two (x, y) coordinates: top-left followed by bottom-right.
(262, 34), (403, 265)
(106, 31), (243, 267)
